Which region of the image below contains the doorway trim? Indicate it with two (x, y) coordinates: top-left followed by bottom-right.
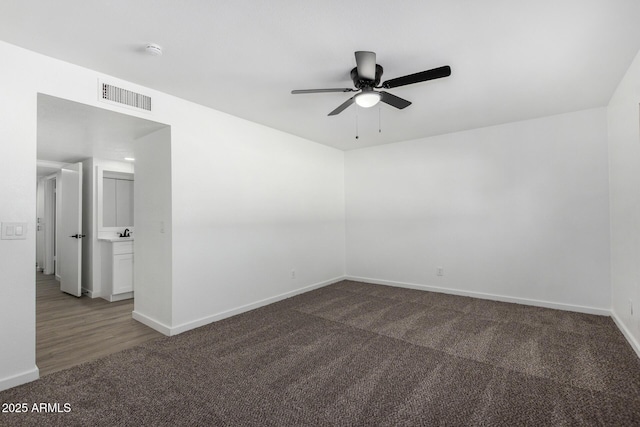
(43, 173), (57, 276)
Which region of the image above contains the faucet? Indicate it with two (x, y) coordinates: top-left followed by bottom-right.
(120, 229), (130, 238)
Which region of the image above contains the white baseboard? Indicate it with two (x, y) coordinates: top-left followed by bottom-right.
(168, 276), (346, 336)
(0, 367), (39, 392)
(135, 276), (639, 360)
(345, 276), (611, 316)
(104, 291), (133, 302)
(132, 311), (172, 336)
(610, 310), (640, 359)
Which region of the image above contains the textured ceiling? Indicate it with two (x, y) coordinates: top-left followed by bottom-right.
(3, 1), (640, 150)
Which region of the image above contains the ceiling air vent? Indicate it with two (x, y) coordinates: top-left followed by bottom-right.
(100, 82), (152, 112)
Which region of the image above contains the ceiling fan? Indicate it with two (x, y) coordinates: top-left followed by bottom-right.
(291, 51), (451, 116)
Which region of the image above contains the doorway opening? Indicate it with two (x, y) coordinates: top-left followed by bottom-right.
(35, 93), (170, 375)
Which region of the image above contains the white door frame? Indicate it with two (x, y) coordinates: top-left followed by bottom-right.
(43, 173), (57, 276)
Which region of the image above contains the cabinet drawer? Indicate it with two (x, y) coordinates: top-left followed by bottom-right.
(112, 241), (133, 255)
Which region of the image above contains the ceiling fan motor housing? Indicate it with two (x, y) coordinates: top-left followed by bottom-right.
(351, 64), (384, 89)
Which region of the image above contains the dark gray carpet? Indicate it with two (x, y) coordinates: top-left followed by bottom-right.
(2, 280), (640, 426)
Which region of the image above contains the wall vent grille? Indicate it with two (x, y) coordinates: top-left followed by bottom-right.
(100, 83), (152, 111)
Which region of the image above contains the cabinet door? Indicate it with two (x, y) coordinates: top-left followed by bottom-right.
(113, 253), (134, 294)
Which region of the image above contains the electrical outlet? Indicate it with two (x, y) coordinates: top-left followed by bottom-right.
(291, 270), (296, 279)
(437, 267), (444, 277)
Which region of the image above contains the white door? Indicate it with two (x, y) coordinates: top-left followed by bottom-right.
(59, 162), (83, 296)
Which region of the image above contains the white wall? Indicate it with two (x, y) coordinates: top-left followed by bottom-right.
(0, 43), (38, 389)
(345, 108), (611, 312)
(170, 112), (345, 332)
(0, 40), (346, 390)
(132, 128), (173, 331)
(608, 48), (640, 354)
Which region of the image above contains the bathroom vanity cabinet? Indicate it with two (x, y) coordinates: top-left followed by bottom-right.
(100, 238), (134, 301)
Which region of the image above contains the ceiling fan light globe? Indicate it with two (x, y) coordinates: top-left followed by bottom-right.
(355, 92), (381, 108)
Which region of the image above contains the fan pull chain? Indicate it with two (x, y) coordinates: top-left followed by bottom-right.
(379, 107), (382, 133)
(355, 107), (359, 140)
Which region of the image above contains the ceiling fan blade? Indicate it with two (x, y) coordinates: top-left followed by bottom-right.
(382, 65), (451, 89)
(379, 91), (412, 109)
(291, 88), (354, 94)
(328, 97), (355, 116)
(355, 51), (376, 80)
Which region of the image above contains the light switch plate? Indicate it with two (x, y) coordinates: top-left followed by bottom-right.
(1, 222), (27, 240)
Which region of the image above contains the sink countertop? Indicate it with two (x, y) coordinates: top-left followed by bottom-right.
(98, 236), (134, 242)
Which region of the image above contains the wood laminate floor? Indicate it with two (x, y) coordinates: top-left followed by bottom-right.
(36, 271), (163, 376)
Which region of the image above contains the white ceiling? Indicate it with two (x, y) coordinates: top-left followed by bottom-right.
(4, 1), (640, 151)
(37, 94), (167, 173)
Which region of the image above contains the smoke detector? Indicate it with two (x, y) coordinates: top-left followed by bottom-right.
(145, 43), (163, 56)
